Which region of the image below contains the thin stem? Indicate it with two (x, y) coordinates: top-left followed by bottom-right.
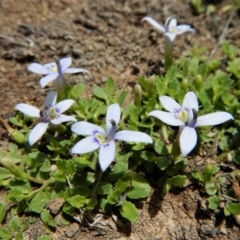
(164, 36), (174, 72)
(91, 170), (103, 198)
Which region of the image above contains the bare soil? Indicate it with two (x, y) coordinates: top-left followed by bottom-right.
(0, 0), (240, 239)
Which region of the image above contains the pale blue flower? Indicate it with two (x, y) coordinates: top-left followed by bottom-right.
(28, 57), (90, 88)
(15, 91), (76, 146)
(71, 103), (153, 172)
(148, 92), (233, 156)
(142, 16), (195, 42)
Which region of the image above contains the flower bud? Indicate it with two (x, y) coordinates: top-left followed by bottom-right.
(194, 74), (202, 90)
(10, 130), (25, 144)
(134, 84), (142, 108)
(147, 75), (155, 96)
(181, 79), (188, 90)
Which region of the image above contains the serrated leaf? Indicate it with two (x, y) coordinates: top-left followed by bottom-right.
(67, 195), (86, 208)
(120, 201), (139, 223)
(40, 209), (56, 228)
(29, 192), (47, 213)
(227, 203), (240, 215)
(208, 196), (220, 210)
(107, 189), (122, 204)
(167, 175), (187, 187)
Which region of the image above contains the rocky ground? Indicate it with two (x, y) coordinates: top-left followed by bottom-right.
(0, 0), (240, 239)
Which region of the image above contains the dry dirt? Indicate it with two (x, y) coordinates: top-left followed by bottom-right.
(0, 0), (240, 239)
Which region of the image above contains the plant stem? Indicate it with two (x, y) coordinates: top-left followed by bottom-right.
(91, 170), (103, 198)
(164, 36), (174, 72)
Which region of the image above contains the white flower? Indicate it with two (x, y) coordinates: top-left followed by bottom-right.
(71, 103), (153, 172)
(142, 16), (195, 42)
(15, 91), (76, 146)
(28, 57), (90, 88)
(148, 92), (234, 156)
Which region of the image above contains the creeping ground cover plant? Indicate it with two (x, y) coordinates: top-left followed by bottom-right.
(1, 23), (240, 237)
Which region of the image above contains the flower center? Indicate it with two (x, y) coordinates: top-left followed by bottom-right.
(169, 27), (177, 33)
(175, 108), (189, 124)
(95, 133), (108, 145)
(40, 106), (59, 122)
(48, 63), (58, 73)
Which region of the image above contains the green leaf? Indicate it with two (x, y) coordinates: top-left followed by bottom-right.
(40, 160), (51, 172)
(127, 174), (151, 199)
(117, 90), (128, 106)
(105, 77), (115, 97)
(0, 228), (11, 240)
(107, 190), (122, 204)
(16, 232), (23, 240)
(208, 196), (220, 210)
(154, 140), (168, 155)
(227, 203), (240, 215)
(0, 167), (12, 180)
(67, 195), (86, 208)
(120, 201), (139, 223)
(29, 192), (47, 213)
(8, 216), (20, 232)
(93, 87), (107, 100)
(97, 182), (112, 195)
(69, 83), (85, 99)
(40, 209), (56, 228)
(205, 181), (217, 196)
(37, 236), (52, 240)
(57, 159), (75, 175)
(167, 175), (187, 187)
(156, 157), (170, 171)
(191, 170), (202, 181)
(0, 203), (6, 223)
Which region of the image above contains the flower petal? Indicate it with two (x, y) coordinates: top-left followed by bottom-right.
(179, 126), (197, 157)
(60, 57), (72, 72)
(15, 103), (40, 118)
(182, 91), (198, 111)
(55, 99), (75, 113)
(71, 122), (106, 136)
(195, 112), (234, 127)
(64, 68), (90, 75)
(164, 33), (176, 42)
(40, 73), (59, 88)
(114, 130), (152, 143)
(44, 91), (57, 107)
(29, 122), (49, 146)
(71, 136), (100, 155)
(28, 63), (49, 75)
(51, 114), (76, 125)
(176, 25), (195, 35)
(106, 103), (121, 135)
(99, 140), (116, 172)
(142, 17), (165, 33)
(168, 18), (177, 28)
(148, 110), (184, 126)
(159, 96), (182, 113)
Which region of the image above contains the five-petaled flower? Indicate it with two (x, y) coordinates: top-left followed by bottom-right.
(15, 91), (76, 146)
(71, 103), (153, 172)
(148, 91), (233, 157)
(28, 57), (90, 88)
(142, 16), (195, 42)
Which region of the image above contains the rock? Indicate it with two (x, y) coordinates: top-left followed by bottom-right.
(65, 222), (80, 238)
